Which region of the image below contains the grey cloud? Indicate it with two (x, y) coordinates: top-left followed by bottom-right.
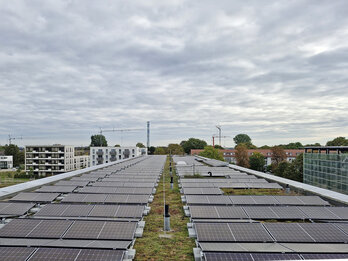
(0, 0), (348, 147)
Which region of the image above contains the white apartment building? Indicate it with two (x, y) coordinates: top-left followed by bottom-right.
(25, 145), (75, 176)
(74, 155), (90, 169)
(0, 156), (13, 169)
(90, 146), (147, 166)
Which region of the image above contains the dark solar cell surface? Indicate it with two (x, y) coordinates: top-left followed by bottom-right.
(35, 185), (77, 193)
(10, 192), (60, 203)
(29, 248), (80, 261)
(0, 219), (73, 238)
(55, 180), (89, 186)
(326, 207), (348, 219)
(205, 252), (253, 261)
(75, 249), (124, 261)
(264, 223), (315, 242)
(297, 206), (341, 220)
(229, 196), (256, 205)
(63, 221), (137, 240)
(334, 223), (348, 234)
(270, 206), (307, 219)
(182, 188), (222, 195)
(205, 253), (302, 261)
(35, 204), (94, 217)
(299, 223), (348, 243)
(243, 206), (279, 219)
(228, 223), (273, 242)
(302, 253), (348, 260)
(0, 246), (36, 261)
(195, 223), (234, 241)
(0, 202), (35, 216)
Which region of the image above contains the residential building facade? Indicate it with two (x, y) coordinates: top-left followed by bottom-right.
(74, 155), (90, 170)
(191, 149), (303, 166)
(303, 146), (348, 194)
(25, 145), (75, 176)
(90, 146), (147, 166)
(0, 156), (13, 169)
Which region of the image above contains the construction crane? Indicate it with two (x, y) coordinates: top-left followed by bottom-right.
(212, 135), (230, 147)
(98, 128), (144, 146)
(8, 134), (22, 145)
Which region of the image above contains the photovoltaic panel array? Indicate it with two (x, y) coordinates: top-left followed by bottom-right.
(9, 193), (60, 203)
(182, 188), (223, 195)
(195, 222), (348, 243)
(78, 186), (153, 194)
(35, 185), (77, 193)
(35, 204), (144, 218)
(0, 202), (35, 217)
(204, 252), (302, 261)
(91, 182), (155, 188)
(54, 180), (90, 187)
(0, 246), (125, 261)
(0, 219), (138, 241)
(61, 193), (150, 204)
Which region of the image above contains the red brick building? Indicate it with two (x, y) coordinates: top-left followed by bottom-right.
(191, 148), (303, 165)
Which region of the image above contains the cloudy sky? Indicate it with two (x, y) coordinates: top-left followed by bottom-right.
(1, 0), (348, 148)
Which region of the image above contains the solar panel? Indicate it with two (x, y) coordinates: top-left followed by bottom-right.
(250, 196), (279, 205)
(302, 253), (348, 260)
(229, 196), (256, 205)
(88, 205), (119, 217)
(116, 205), (144, 218)
(180, 183), (215, 188)
(263, 223), (314, 242)
(105, 194), (149, 204)
(27, 220), (73, 238)
(63, 221), (137, 240)
(252, 253), (302, 260)
(299, 223), (348, 243)
(195, 223), (235, 241)
(243, 206), (279, 219)
(29, 247), (80, 261)
(98, 222), (136, 240)
(207, 196), (232, 205)
(270, 206), (307, 219)
(273, 196), (304, 205)
(0, 246), (36, 261)
(296, 196), (329, 206)
(326, 207), (348, 220)
(75, 249), (124, 261)
(297, 206), (341, 220)
(334, 223), (348, 234)
(0, 219), (73, 239)
(61, 194), (107, 204)
(0, 202), (35, 216)
(35, 185), (77, 193)
(63, 221), (106, 239)
(216, 206), (248, 219)
(0, 219), (41, 237)
(205, 252), (253, 261)
(182, 188), (222, 195)
(35, 204), (94, 217)
(54, 180), (90, 187)
(228, 223), (273, 242)
(190, 206), (219, 219)
(10, 192), (60, 203)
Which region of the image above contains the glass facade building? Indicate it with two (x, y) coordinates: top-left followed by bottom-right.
(303, 147), (348, 195)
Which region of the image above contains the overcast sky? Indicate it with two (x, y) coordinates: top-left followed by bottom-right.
(1, 0), (348, 148)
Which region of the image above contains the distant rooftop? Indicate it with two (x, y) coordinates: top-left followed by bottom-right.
(305, 146), (348, 153)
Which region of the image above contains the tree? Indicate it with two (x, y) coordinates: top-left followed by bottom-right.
(4, 144), (23, 167)
(271, 146), (287, 167)
(273, 161), (291, 178)
(304, 143), (321, 147)
(167, 144), (184, 155)
(136, 142), (145, 148)
(214, 145), (224, 149)
(154, 147), (167, 155)
(235, 144), (249, 168)
(233, 134), (251, 145)
(326, 137), (348, 146)
(148, 146), (156, 155)
(259, 145), (271, 149)
(90, 135), (107, 147)
(278, 142), (304, 149)
(114, 144), (120, 147)
(199, 146), (225, 161)
(180, 138), (207, 154)
(249, 152), (265, 171)
(282, 153), (303, 182)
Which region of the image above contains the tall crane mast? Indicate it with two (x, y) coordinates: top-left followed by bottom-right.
(8, 134), (22, 145)
(212, 135), (230, 147)
(98, 128), (143, 146)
